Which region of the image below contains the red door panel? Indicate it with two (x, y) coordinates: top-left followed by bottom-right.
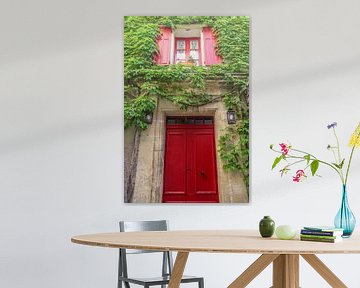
(193, 130), (218, 198)
(163, 129), (187, 202)
(163, 117), (219, 203)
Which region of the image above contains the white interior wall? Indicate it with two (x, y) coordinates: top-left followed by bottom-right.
(1, 0), (360, 287)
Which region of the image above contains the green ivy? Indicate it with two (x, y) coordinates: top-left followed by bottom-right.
(124, 16), (249, 187)
(124, 94), (156, 130)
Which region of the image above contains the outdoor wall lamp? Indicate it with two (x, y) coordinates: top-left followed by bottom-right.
(227, 110), (236, 124)
(145, 112), (153, 124)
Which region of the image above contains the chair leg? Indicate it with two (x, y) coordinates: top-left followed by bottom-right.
(119, 249), (131, 288)
(199, 278), (204, 288)
(118, 250), (123, 288)
(118, 279), (130, 288)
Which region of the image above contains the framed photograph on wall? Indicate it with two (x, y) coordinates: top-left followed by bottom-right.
(124, 16), (249, 203)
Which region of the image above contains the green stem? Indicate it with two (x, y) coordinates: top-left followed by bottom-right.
(333, 128), (342, 164)
(345, 145), (356, 185)
(279, 147), (344, 183)
(284, 159), (306, 169)
(345, 130), (360, 185)
(330, 148), (338, 164)
(271, 148), (344, 182)
(332, 128), (345, 181)
(291, 156), (342, 180)
(291, 148), (317, 159)
(271, 148), (340, 175)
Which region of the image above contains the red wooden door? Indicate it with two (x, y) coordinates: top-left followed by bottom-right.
(163, 117), (219, 203)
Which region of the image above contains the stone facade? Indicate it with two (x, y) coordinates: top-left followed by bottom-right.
(125, 80), (248, 203)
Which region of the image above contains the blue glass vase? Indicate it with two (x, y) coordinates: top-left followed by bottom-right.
(334, 185), (356, 237)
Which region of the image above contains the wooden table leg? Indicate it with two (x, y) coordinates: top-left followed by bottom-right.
(272, 254), (299, 288)
(228, 254), (279, 288)
(168, 252), (189, 288)
(301, 254), (347, 288)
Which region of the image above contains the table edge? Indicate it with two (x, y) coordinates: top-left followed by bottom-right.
(71, 236), (360, 255)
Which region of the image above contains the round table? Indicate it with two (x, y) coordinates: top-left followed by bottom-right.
(72, 230), (360, 287)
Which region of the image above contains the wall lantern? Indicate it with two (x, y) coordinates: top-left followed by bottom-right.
(145, 112), (153, 124)
(227, 110), (236, 124)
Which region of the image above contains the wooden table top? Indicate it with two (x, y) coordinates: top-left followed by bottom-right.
(71, 230), (360, 254)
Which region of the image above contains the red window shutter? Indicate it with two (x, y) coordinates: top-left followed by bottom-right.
(154, 27), (172, 65)
(203, 27), (222, 65)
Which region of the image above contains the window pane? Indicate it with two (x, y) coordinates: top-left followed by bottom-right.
(186, 118), (195, 124)
(167, 118), (176, 124)
(204, 118), (213, 124)
(190, 40), (198, 49)
(189, 50), (199, 60)
(177, 40), (185, 49)
(176, 50), (185, 60)
(195, 119), (203, 124)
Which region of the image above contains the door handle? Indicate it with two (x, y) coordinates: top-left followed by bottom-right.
(200, 170), (206, 176)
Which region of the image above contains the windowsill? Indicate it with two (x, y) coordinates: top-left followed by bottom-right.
(156, 64), (214, 68)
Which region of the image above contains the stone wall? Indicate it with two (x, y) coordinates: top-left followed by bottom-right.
(125, 80), (249, 203)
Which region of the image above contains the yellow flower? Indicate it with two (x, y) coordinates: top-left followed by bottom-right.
(349, 122), (360, 148)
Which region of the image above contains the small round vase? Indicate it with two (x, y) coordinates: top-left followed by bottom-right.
(259, 216), (275, 238)
(275, 225), (297, 240)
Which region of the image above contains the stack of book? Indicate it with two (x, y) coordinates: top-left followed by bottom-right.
(300, 226), (344, 243)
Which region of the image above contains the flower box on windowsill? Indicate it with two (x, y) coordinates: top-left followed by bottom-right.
(181, 62), (196, 66)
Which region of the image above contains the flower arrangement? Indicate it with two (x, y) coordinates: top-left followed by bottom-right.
(270, 122), (360, 185)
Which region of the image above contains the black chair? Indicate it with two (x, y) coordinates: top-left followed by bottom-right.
(118, 220), (204, 288)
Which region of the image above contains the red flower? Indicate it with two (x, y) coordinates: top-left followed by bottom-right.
(293, 170), (305, 182)
(279, 143), (289, 155)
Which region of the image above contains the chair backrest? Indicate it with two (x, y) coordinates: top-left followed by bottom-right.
(120, 220), (168, 232)
(118, 220), (173, 282)
(119, 220), (169, 254)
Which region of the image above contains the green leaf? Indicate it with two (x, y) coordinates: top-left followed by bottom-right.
(339, 158), (345, 169)
(280, 167), (290, 177)
(271, 156), (282, 170)
(332, 159), (345, 169)
(304, 154), (311, 164)
(332, 163), (341, 169)
(310, 160), (319, 176)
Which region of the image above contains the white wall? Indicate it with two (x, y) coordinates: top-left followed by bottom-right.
(1, 0), (360, 287)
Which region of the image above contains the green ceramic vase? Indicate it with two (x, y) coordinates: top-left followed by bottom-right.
(259, 216), (275, 238)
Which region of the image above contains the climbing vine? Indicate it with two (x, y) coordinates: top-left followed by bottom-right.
(124, 16), (250, 191)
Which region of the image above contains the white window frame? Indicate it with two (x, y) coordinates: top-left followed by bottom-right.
(170, 25), (206, 66)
